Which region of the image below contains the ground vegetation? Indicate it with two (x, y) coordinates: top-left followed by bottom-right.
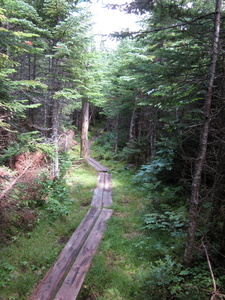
(1, 0), (225, 299)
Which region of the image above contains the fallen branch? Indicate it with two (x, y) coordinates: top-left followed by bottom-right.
(202, 242), (225, 300)
(0, 159), (35, 201)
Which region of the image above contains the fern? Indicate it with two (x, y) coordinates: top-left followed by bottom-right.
(142, 206), (187, 236)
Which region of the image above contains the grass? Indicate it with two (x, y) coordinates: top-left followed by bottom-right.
(0, 144), (216, 300)
(77, 166), (150, 300)
(0, 149), (98, 300)
(0, 144), (150, 300)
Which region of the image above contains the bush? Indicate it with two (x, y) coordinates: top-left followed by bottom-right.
(142, 205), (187, 237)
(136, 256), (211, 300)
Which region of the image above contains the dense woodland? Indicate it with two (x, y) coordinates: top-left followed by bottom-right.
(1, 0), (225, 299)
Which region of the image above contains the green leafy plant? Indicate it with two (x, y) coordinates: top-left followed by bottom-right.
(40, 178), (70, 219)
(0, 262), (16, 289)
(136, 255), (213, 300)
(142, 205), (187, 237)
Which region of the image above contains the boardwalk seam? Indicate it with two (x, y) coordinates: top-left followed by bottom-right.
(50, 208), (102, 300)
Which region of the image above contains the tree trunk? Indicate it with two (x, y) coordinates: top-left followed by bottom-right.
(81, 99), (89, 161)
(114, 114), (119, 153)
(129, 105), (137, 141)
(52, 98), (59, 179)
(149, 110), (157, 161)
(183, 0), (221, 265)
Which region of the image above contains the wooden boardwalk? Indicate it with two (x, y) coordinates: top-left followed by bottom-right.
(91, 172), (112, 208)
(88, 157), (109, 172)
(30, 157), (112, 300)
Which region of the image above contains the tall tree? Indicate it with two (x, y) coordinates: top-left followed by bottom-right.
(183, 0), (222, 265)
(103, 0), (225, 265)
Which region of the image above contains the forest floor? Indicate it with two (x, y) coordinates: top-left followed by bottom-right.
(0, 145), (149, 300)
(0, 141), (220, 300)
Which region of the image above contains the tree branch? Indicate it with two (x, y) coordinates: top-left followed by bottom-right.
(201, 242), (225, 300)
(111, 12), (215, 39)
(0, 159), (35, 201)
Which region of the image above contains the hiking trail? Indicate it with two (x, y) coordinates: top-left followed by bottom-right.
(30, 157), (113, 300)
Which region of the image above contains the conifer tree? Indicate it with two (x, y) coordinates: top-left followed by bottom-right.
(0, 0), (98, 175)
(108, 0), (225, 264)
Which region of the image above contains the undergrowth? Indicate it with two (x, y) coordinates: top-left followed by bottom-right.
(77, 147), (225, 300)
(1, 141), (225, 300)
(0, 148), (97, 300)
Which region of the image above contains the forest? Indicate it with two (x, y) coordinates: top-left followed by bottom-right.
(1, 0), (225, 299)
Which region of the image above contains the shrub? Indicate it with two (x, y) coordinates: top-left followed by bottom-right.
(136, 256), (210, 300)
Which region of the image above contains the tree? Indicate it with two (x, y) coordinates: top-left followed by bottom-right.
(183, 0), (222, 265)
(81, 99), (89, 160)
(0, 0), (45, 154)
(1, 0), (97, 176)
(103, 0), (225, 266)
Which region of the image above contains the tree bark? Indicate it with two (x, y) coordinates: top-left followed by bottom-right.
(148, 109), (157, 161)
(52, 98), (59, 179)
(129, 105), (137, 141)
(114, 114), (119, 153)
(81, 99), (89, 161)
(183, 0), (221, 265)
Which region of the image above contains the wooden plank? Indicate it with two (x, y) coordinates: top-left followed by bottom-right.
(97, 172), (105, 189)
(91, 173), (112, 208)
(91, 173), (104, 207)
(102, 190), (112, 207)
(29, 207), (101, 300)
(88, 158), (109, 172)
(91, 187), (103, 208)
(102, 173), (112, 207)
(53, 208), (113, 300)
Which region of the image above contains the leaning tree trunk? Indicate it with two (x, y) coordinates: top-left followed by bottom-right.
(81, 99), (89, 161)
(183, 0), (221, 265)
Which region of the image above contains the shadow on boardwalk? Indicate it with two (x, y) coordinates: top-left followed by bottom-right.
(30, 157), (113, 300)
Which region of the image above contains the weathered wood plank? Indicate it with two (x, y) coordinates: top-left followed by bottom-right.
(102, 173), (112, 207)
(29, 207), (101, 300)
(88, 158), (109, 172)
(91, 173), (112, 208)
(97, 172), (105, 189)
(91, 173), (104, 207)
(102, 190), (112, 207)
(53, 208), (113, 300)
(91, 187), (103, 208)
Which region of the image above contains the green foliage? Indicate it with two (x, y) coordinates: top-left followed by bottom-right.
(0, 262), (16, 289)
(45, 198), (69, 219)
(0, 153), (90, 299)
(1, 132), (45, 163)
(93, 132), (116, 157)
(58, 152), (73, 176)
(136, 255), (212, 300)
(142, 206), (186, 237)
(136, 255), (184, 299)
(1, 0), (225, 298)
(40, 178), (70, 219)
(43, 0), (70, 20)
(134, 138), (177, 191)
(136, 255), (225, 299)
